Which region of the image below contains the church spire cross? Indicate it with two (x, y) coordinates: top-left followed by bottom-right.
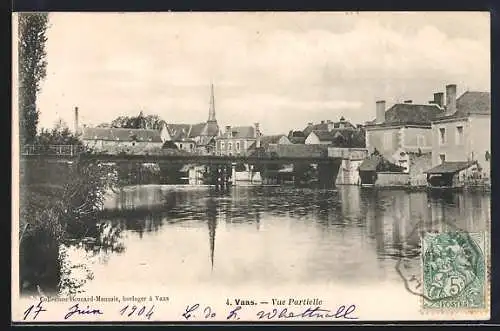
(208, 83), (217, 122)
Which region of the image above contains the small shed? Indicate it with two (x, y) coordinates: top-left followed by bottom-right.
(358, 156), (380, 185)
(425, 161), (478, 188)
(358, 155), (406, 185)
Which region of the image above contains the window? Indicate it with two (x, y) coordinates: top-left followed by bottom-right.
(383, 132), (392, 149)
(221, 142), (225, 150)
(416, 135), (425, 147)
(190, 143), (193, 150)
(228, 142), (232, 150)
(439, 128), (446, 145)
(236, 142), (240, 151)
(439, 154), (446, 163)
(456, 126), (464, 145)
(179, 143), (183, 149)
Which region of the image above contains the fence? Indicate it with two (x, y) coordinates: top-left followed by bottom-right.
(21, 145), (83, 156)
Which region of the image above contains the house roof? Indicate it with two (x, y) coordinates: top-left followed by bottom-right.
(366, 103), (444, 127)
(358, 155), (405, 172)
(289, 136), (306, 144)
(188, 123), (207, 137)
(425, 161), (477, 174)
(260, 135), (288, 145)
(303, 120), (356, 136)
(247, 135), (290, 150)
(167, 124), (192, 140)
(358, 155), (382, 171)
(200, 121), (220, 137)
(220, 126), (256, 139)
(82, 127), (162, 143)
(456, 91), (490, 115)
(432, 91), (491, 122)
(167, 122), (220, 141)
(385, 103), (444, 125)
(274, 144), (328, 158)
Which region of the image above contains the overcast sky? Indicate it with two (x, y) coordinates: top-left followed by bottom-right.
(31, 12), (489, 134)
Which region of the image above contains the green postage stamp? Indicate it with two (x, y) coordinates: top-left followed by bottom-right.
(422, 231), (488, 310)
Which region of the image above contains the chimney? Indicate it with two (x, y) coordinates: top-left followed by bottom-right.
(433, 92), (444, 108)
(74, 106), (79, 135)
(445, 84), (457, 114)
(376, 100), (386, 124)
(404, 100), (413, 104)
(320, 120), (325, 124)
(255, 123), (261, 148)
(327, 120), (333, 131)
(307, 122), (313, 126)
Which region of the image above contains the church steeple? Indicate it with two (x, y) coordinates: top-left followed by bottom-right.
(208, 83), (217, 123)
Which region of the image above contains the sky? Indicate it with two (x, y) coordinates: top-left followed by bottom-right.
(28, 12), (490, 135)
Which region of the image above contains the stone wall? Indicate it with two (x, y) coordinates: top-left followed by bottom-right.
(375, 172), (410, 187)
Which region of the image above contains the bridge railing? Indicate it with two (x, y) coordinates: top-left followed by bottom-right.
(21, 144), (83, 156)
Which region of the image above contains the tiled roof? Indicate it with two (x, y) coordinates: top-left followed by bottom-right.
(219, 126), (256, 139)
(425, 161), (477, 174)
(82, 127), (162, 143)
(358, 155), (382, 171)
(167, 124), (192, 141)
(274, 144), (328, 158)
(303, 123), (328, 136)
(289, 136), (306, 144)
(188, 123), (207, 137)
(167, 122), (219, 141)
(311, 130), (335, 141)
(358, 155), (405, 172)
(260, 135), (288, 145)
(303, 120), (356, 136)
(384, 103), (444, 125)
(454, 91), (491, 116)
(247, 135), (290, 150)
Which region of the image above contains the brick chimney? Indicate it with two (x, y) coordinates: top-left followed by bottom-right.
(433, 92), (444, 108)
(445, 84), (457, 114)
(255, 123), (261, 148)
(74, 106), (79, 135)
(376, 100), (386, 124)
(327, 120), (333, 131)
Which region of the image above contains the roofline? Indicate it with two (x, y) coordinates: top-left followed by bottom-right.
(365, 123), (432, 130)
(431, 112), (490, 124)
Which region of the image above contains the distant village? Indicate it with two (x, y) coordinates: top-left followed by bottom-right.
(75, 83), (491, 189)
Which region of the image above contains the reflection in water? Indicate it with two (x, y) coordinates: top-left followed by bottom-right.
(206, 197), (217, 270)
(66, 185), (489, 291)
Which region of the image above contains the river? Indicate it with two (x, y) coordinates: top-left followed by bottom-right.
(59, 184), (490, 296)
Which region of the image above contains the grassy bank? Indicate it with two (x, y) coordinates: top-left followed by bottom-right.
(19, 159), (118, 295)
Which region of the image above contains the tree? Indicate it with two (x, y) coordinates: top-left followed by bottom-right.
(109, 113), (165, 130)
(18, 13), (49, 145)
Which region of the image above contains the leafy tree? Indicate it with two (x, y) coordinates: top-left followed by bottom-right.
(109, 112), (165, 130)
(35, 119), (82, 146)
(18, 13), (49, 145)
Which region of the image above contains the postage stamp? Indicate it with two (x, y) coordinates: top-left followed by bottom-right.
(421, 231), (487, 310)
(12, 11), (491, 323)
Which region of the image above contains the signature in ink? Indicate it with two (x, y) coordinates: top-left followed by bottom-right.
(256, 305), (357, 320)
(64, 303), (104, 320)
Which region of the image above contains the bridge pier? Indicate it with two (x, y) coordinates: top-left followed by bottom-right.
(317, 162), (338, 189)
